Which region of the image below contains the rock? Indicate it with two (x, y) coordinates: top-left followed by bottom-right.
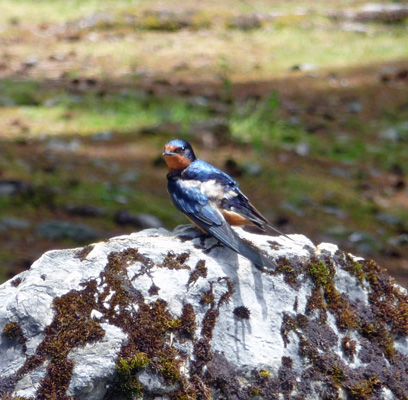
(329, 167), (351, 179)
(140, 123), (181, 136)
(280, 200), (306, 217)
(36, 221), (98, 242)
(190, 118), (231, 148)
(114, 209), (163, 229)
(46, 139), (81, 152)
(294, 142), (310, 156)
(375, 212), (404, 228)
(22, 56), (38, 68)
(330, 4), (408, 24)
(140, 9), (205, 31)
(65, 205), (106, 218)
(119, 170), (140, 183)
(243, 162), (263, 176)
(91, 131), (113, 142)
(347, 101), (362, 113)
(224, 159), (243, 178)
(0, 97), (15, 107)
(1, 226), (408, 399)
(354, 3), (408, 23)
(0, 180), (33, 197)
(388, 234), (408, 247)
(379, 127), (399, 141)
(227, 14), (263, 30)
(322, 206), (347, 219)
(337, 21), (371, 33)
(348, 231), (381, 255)
(0, 217), (30, 230)
(290, 63), (318, 72)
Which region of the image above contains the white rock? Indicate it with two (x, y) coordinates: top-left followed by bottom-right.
(0, 225), (407, 399)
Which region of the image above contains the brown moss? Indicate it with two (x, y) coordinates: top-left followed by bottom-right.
(179, 304), (197, 339)
(298, 336), (319, 364)
(2, 322), (27, 352)
(276, 257), (298, 287)
(307, 257), (359, 330)
(341, 335), (357, 361)
(10, 277), (22, 287)
(18, 279), (105, 399)
(187, 260), (207, 285)
(1, 396), (30, 400)
(359, 321), (395, 359)
(281, 313), (298, 347)
(101, 248), (210, 397)
(233, 306), (251, 320)
(38, 356), (75, 400)
(159, 250), (191, 270)
(328, 363), (346, 387)
(148, 283), (160, 295)
(306, 286), (327, 323)
(324, 282), (360, 330)
(193, 338), (212, 363)
(343, 254), (366, 284)
(200, 283), (215, 305)
(347, 376), (380, 399)
(201, 307), (219, 339)
(362, 259), (408, 336)
(170, 386), (200, 400)
(75, 244), (94, 261)
(217, 276), (235, 305)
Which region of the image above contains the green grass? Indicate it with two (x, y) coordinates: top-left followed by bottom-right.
(0, 81), (211, 136)
(0, 0), (377, 25)
(0, 0), (142, 24)
(2, 79), (408, 176)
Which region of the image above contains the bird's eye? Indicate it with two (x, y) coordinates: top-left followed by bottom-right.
(181, 146), (185, 151)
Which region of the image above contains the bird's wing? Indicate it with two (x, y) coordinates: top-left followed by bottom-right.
(168, 179), (239, 251)
(168, 179), (276, 269)
(225, 188), (294, 242)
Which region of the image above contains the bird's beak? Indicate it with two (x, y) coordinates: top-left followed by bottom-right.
(163, 150), (175, 157)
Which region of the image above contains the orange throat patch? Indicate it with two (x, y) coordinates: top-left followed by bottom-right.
(164, 154), (190, 172)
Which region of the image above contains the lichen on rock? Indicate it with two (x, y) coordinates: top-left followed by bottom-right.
(0, 225), (407, 399)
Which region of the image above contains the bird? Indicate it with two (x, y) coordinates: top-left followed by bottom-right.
(162, 138), (291, 270)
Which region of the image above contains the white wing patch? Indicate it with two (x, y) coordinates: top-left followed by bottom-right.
(180, 179), (237, 208)
(200, 180), (237, 201)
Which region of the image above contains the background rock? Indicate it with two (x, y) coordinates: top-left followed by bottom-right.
(0, 226), (407, 399)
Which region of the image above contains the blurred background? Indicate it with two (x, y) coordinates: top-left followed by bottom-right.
(0, 0), (407, 286)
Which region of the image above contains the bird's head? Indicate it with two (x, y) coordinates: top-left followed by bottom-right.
(163, 139), (196, 172)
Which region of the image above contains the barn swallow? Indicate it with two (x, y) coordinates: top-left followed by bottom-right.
(163, 139), (291, 270)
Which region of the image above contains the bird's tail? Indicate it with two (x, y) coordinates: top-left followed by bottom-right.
(264, 223), (295, 243)
(198, 217), (277, 271)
